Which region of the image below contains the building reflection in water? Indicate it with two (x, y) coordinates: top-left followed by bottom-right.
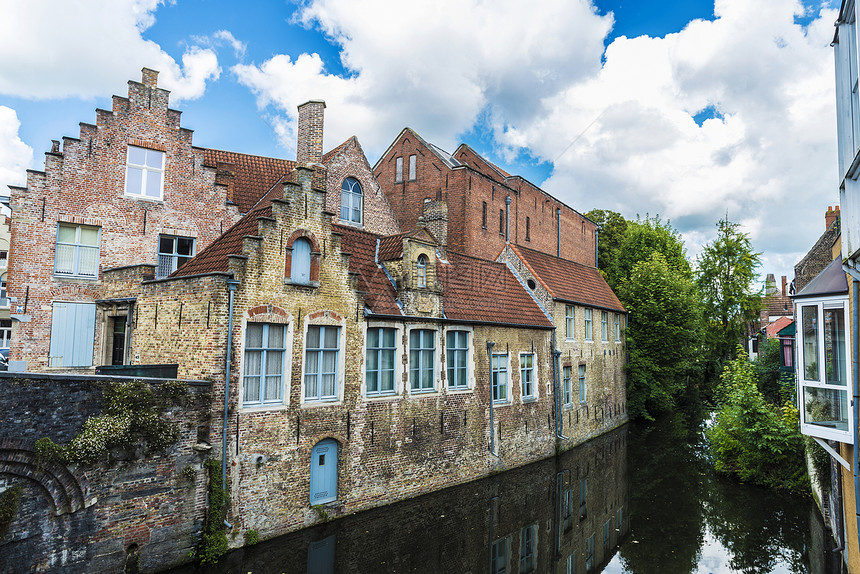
(176, 425), (628, 574)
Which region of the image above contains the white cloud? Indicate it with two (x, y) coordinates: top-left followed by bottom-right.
(0, 0), (219, 102)
(0, 107), (34, 195)
(213, 30), (247, 59)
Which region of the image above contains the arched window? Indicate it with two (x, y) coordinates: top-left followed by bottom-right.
(291, 237), (312, 284)
(416, 254), (427, 288)
(341, 177), (362, 224)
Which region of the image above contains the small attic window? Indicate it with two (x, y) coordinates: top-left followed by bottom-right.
(417, 254), (428, 288)
(527, 279), (536, 290)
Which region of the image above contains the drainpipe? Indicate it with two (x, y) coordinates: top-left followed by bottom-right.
(842, 260), (860, 548)
(222, 279), (239, 493)
(595, 229), (599, 268)
(552, 329), (569, 440)
(487, 341), (499, 457)
(505, 196), (511, 243)
(556, 208), (561, 257)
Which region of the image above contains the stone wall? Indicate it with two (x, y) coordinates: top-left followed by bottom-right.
(0, 373), (212, 573)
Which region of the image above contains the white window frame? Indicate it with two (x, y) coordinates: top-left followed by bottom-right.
(340, 177), (363, 225)
(445, 327), (474, 391)
(563, 365), (572, 406)
(157, 234), (195, 279)
(241, 322), (290, 408)
(492, 353), (509, 404)
(520, 352), (536, 401)
(614, 314), (621, 342)
(301, 321), (345, 406)
(54, 223), (100, 279)
(125, 145), (165, 200)
(796, 295), (854, 443)
(579, 364), (586, 403)
(365, 324), (399, 398)
(409, 327), (438, 393)
(584, 309), (593, 341)
(0, 319), (11, 349)
(416, 255), (428, 288)
(601, 311), (609, 341)
(565, 305), (575, 339)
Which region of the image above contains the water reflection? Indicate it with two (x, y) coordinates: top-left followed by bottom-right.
(169, 414), (839, 574)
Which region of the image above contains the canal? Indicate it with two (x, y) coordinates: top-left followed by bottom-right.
(172, 411), (841, 574)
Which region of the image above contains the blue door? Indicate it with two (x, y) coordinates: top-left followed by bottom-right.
(310, 439), (338, 504)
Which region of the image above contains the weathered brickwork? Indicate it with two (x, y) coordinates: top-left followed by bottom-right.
(0, 374), (211, 573)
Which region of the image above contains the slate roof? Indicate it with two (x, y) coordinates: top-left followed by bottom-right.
(202, 148), (294, 213)
(510, 244), (625, 312)
(794, 256), (849, 298)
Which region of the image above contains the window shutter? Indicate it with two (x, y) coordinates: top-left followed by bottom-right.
(49, 302), (96, 367)
(291, 238), (311, 284)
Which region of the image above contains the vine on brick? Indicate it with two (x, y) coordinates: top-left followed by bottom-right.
(0, 485), (23, 542)
(197, 459), (230, 564)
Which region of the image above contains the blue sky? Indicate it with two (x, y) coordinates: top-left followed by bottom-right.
(0, 0), (844, 281)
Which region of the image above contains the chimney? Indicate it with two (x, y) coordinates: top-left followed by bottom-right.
(781, 275), (787, 296)
(423, 200), (448, 253)
(826, 205), (840, 230)
(765, 273), (776, 296)
(297, 100), (326, 165)
(141, 68), (159, 89)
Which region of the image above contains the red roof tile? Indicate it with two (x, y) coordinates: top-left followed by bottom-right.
(766, 316), (793, 338)
(334, 224), (402, 316)
(510, 245), (624, 312)
(377, 234), (404, 261)
(202, 148), (294, 213)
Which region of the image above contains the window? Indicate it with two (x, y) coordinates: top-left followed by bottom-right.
(584, 308), (593, 341)
(49, 302), (95, 367)
(482, 202), (487, 228)
(565, 305), (575, 339)
(125, 145), (164, 200)
(525, 216), (530, 241)
(520, 353), (535, 399)
(0, 319), (11, 349)
(491, 539), (507, 574)
(54, 223), (99, 278)
(243, 323), (286, 406)
(305, 325), (340, 402)
(579, 479), (587, 519)
(617, 507), (623, 532)
(585, 534), (594, 571)
(492, 353), (509, 403)
(408, 154), (417, 180)
(520, 525), (536, 572)
(157, 235), (194, 279)
(0, 281), (7, 308)
(291, 238), (312, 284)
(0, 250), (7, 268)
(601, 311), (609, 341)
(340, 177), (362, 224)
(366, 327), (396, 396)
(416, 255), (427, 288)
(563, 365), (572, 405)
(446, 330), (469, 390)
(499, 209), (504, 234)
(603, 519), (612, 552)
(563, 488), (573, 531)
(614, 314), (621, 342)
(566, 553), (575, 574)
(410, 329), (435, 392)
(395, 157), (403, 182)
(579, 364), (586, 403)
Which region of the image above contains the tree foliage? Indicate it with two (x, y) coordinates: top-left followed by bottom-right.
(696, 218), (761, 367)
(610, 215), (692, 291)
(585, 209), (627, 286)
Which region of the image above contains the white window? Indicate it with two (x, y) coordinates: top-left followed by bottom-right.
(614, 314), (621, 342)
(366, 327), (396, 396)
(395, 157), (403, 182)
(291, 237), (312, 284)
(565, 305), (575, 339)
(520, 353), (535, 399)
(305, 325), (340, 402)
(243, 323), (286, 406)
(125, 145), (164, 200)
(601, 311), (609, 341)
(579, 364), (586, 403)
(492, 353), (509, 403)
(408, 154), (417, 180)
(0, 281), (8, 308)
(563, 365), (572, 406)
(584, 309), (593, 341)
(520, 524), (537, 572)
(446, 330), (469, 390)
(340, 177), (362, 224)
(410, 329), (435, 392)
(157, 235), (194, 279)
(0, 250), (7, 268)
(54, 223), (99, 278)
(416, 254), (428, 288)
(0, 319), (11, 349)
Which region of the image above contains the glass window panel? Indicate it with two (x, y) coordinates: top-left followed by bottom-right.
(307, 326), (320, 348)
(322, 374), (336, 397)
(58, 224), (77, 243)
(128, 146), (146, 165)
(266, 351), (283, 375)
(802, 305), (820, 381)
(305, 349), (318, 374)
(804, 387), (850, 431)
(244, 375), (261, 403)
(126, 167), (143, 195)
(177, 237), (194, 256)
(145, 149), (164, 169)
(159, 236), (174, 253)
(381, 370), (394, 392)
(145, 171), (162, 197)
(55, 244), (75, 274)
(246, 324), (264, 347)
(367, 370), (378, 393)
(410, 330), (420, 347)
(824, 307), (847, 385)
(381, 348), (394, 370)
(268, 325), (285, 348)
(382, 327), (395, 347)
(322, 350), (337, 372)
(323, 326), (339, 349)
(264, 376), (281, 401)
(305, 374), (318, 399)
(78, 246), (99, 276)
(367, 348), (379, 372)
(341, 193), (350, 221)
(245, 350), (262, 376)
(79, 225), (99, 245)
(367, 327), (379, 348)
(422, 329), (434, 348)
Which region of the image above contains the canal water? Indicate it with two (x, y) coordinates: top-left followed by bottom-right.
(173, 411), (841, 574)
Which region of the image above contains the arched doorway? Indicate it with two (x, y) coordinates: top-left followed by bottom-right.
(309, 439), (338, 505)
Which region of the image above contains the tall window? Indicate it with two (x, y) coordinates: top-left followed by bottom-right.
(446, 330), (469, 389)
(603, 519), (612, 552)
(525, 216), (530, 241)
(565, 305), (575, 339)
(579, 479), (588, 519)
(584, 309), (593, 341)
(416, 255), (427, 288)
(563, 365), (572, 405)
(340, 177), (362, 224)
(563, 488), (573, 531)
(410, 329), (435, 391)
(291, 237), (312, 284)
(408, 154), (417, 180)
(395, 157), (403, 182)
(0, 281), (8, 307)
(54, 223), (99, 278)
(125, 145), (164, 200)
(157, 235), (194, 279)
(0, 250), (8, 268)
(520, 525), (536, 572)
(491, 539), (507, 574)
(0, 319), (11, 349)
(243, 323), (286, 406)
(492, 353), (509, 403)
(585, 534), (594, 571)
(499, 209), (504, 234)
(305, 325), (340, 402)
(482, 202), (487, 228)
(614, 314), (621, 342)
(579, 364), (586, 403)
(520, 353), (535, 399)
(601, 311), (609, 341)
(366, 327), (396, 396)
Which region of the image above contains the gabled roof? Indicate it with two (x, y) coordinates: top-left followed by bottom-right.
(454, 143), (511, 179)
(334, 224), (402, 316)
(766, 316), (794, 338)
(373, 128), (462, 171)
(202, 148), (294, 214)
(377, 234), (405, 261)
(794, 256), (848, 299)
(509, 244), (625, 312)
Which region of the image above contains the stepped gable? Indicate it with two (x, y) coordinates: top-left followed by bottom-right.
(511, 244), (624, 312)
(202, 148), (295, 213)
(439, 251), (553, 328)
(334, 225), (402, 315)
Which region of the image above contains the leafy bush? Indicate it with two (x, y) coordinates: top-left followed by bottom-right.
(0, 485), (23, 541)
(198, 459), (230, 564)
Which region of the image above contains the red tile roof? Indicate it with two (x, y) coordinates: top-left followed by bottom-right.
(510, 244), (624, 312)
(333, 225), (402, 316)
(766, 316), (793, 338)
(763, 292), (792, 317)
(202, 148), (294, 213)
(377, 234), (404, 261)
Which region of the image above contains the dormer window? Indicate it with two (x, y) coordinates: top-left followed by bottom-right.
(291, 237), (312, 284)
(125, 145), (164, 200)
(416, 254), (427, 288)
(340, 177), (362, 225)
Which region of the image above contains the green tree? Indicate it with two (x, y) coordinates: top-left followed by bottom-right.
(585, 209), (627, 286)
(610, 215), (692, 291)
(621, 252), (702, 420)
(696, 218), (761, 370)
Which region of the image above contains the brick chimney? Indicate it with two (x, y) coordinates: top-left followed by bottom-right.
(781, 275), (787, 296)
(826, 205), (840, 230)
(765, 273), (776, 295)
(297, 100), (326, 165)
(423, 200), (448, 253)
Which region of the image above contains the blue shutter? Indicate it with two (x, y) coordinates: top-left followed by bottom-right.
(291, 238), (311, 284)
(50, 302), (95, 367)
(309, 439), (338, 504)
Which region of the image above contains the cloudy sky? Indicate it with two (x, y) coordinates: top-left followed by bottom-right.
(0, 0), (842, 283)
